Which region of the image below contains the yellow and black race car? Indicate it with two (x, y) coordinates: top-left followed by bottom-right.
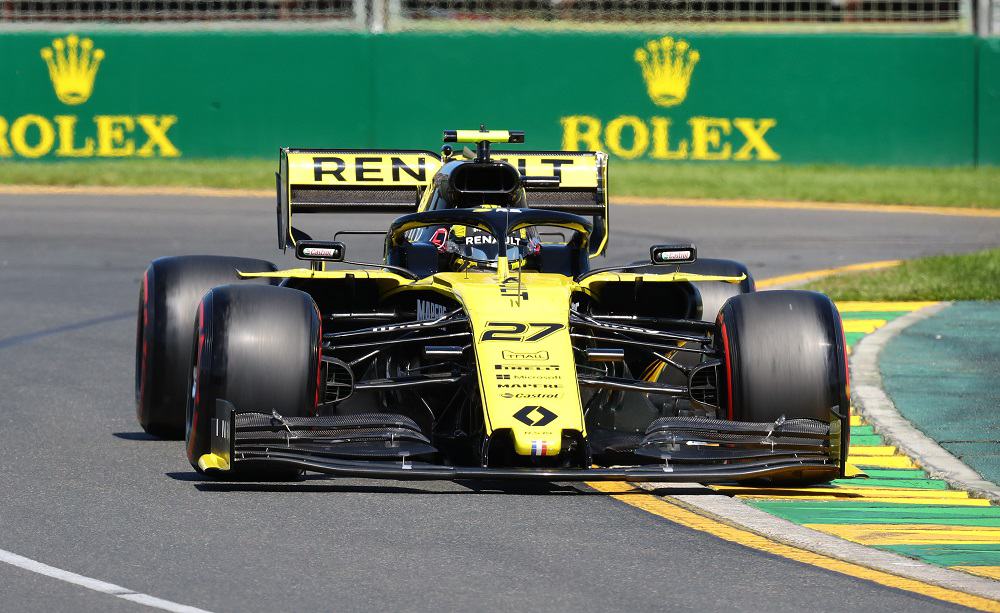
(135, 128), (850, 485)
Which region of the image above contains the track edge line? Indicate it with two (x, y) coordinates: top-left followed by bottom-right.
(0, 547), (214, 613)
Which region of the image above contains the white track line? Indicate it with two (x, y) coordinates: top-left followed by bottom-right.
(0, 548), (213, 613)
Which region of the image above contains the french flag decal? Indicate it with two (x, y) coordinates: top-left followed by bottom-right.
(530, 440), (548, 456)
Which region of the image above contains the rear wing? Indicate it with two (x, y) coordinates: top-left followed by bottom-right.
(277, 148), (442, 250)
(494, 150), (609, 256)
(277, 147), (609, 256)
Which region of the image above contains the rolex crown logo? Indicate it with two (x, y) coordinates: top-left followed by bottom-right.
(40, 34), (105, 106)
(634, 36), (700, 107)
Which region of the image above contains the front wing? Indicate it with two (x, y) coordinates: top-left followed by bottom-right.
(199, 401), (842, 484)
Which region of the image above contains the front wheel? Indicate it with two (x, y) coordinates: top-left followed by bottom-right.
(186, 284), (322, 479)
(717, 290), (849, 484)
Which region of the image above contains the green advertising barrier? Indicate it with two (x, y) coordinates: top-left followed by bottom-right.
(978, 38), (1000, 166)
(0, 31), (980, 165)
(0, 32), (374, 160)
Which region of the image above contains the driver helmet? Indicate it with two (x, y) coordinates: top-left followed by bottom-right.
(425, 214), (541, 270)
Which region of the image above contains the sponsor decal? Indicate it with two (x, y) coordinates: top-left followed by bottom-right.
(0, 35), (180, 159)
(495, 364), (560, 371)
(416, 299), (449, 321)
(301, 246), (341, 258)
(497, 373), (560, 381)
(560, 36), (779, 162)
(464, 234), (519, 246)
(480, 322), (564, 343)
(654, 248), (693, 261)
(497, 382), (559, 389)
(513, 405), (558, 427)
(310, 154), (433, 183)
(502, 392), (560, 399)
(490, 154), (599, 189)
(502, 349), (549, 361)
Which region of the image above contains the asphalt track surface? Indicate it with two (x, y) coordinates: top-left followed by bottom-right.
(2, 192), (1000, 613)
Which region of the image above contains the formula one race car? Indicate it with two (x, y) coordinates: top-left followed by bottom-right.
(135, 128), (850, 485)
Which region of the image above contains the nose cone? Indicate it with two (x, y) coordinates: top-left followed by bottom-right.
(448, 273), (584, 458)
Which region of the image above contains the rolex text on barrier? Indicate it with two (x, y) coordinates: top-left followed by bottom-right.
(0, 34), (179, 159)
(560, 37), (779, 162)
(0, 31), (982, 164)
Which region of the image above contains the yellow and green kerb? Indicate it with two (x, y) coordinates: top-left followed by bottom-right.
(717, 301), (1000, 582)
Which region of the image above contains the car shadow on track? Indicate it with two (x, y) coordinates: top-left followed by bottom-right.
(166, 471), (709, 497)
(113, 431), (162, 441)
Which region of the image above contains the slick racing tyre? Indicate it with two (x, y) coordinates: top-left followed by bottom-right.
(135, 255), (277, 438)
(680, 258), (755, 322)
(629, 258), (754, 322)
(716, 290), (849, 484)
(186, 284), (322, 479)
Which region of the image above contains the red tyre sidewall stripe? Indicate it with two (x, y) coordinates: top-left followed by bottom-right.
(139, 269), (149, 407)
(840, 320), (851, 402)
(188, 299), (207, 459)
(195, 300), (205, 410)
(314, 306), (322, 415)
(835, 307), (851, 471)
(718, 315), (734, 420)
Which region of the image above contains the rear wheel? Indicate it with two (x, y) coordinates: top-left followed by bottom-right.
(135, 255), (277, 438)
(680, 258), (755, 322)
(185, 284), (322, 479)
(717, 290), (849, 484)
(647, 258), (755, 394)
(629, 257), (754, 322)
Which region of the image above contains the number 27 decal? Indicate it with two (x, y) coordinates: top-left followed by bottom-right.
(480, 322), (564, 343)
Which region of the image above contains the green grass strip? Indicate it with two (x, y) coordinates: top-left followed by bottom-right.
(0, 159), (276, 191)
(2, 160), (999, 209)
(747, 501), (1000, 527)
(878, 544), (1000, 567)
(610, 163), (1000, 208)
(808, 248), (1000, 301)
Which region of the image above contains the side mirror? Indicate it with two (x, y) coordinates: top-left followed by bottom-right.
(650, 244), (697, 265)
(295, 240), (346, 262)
